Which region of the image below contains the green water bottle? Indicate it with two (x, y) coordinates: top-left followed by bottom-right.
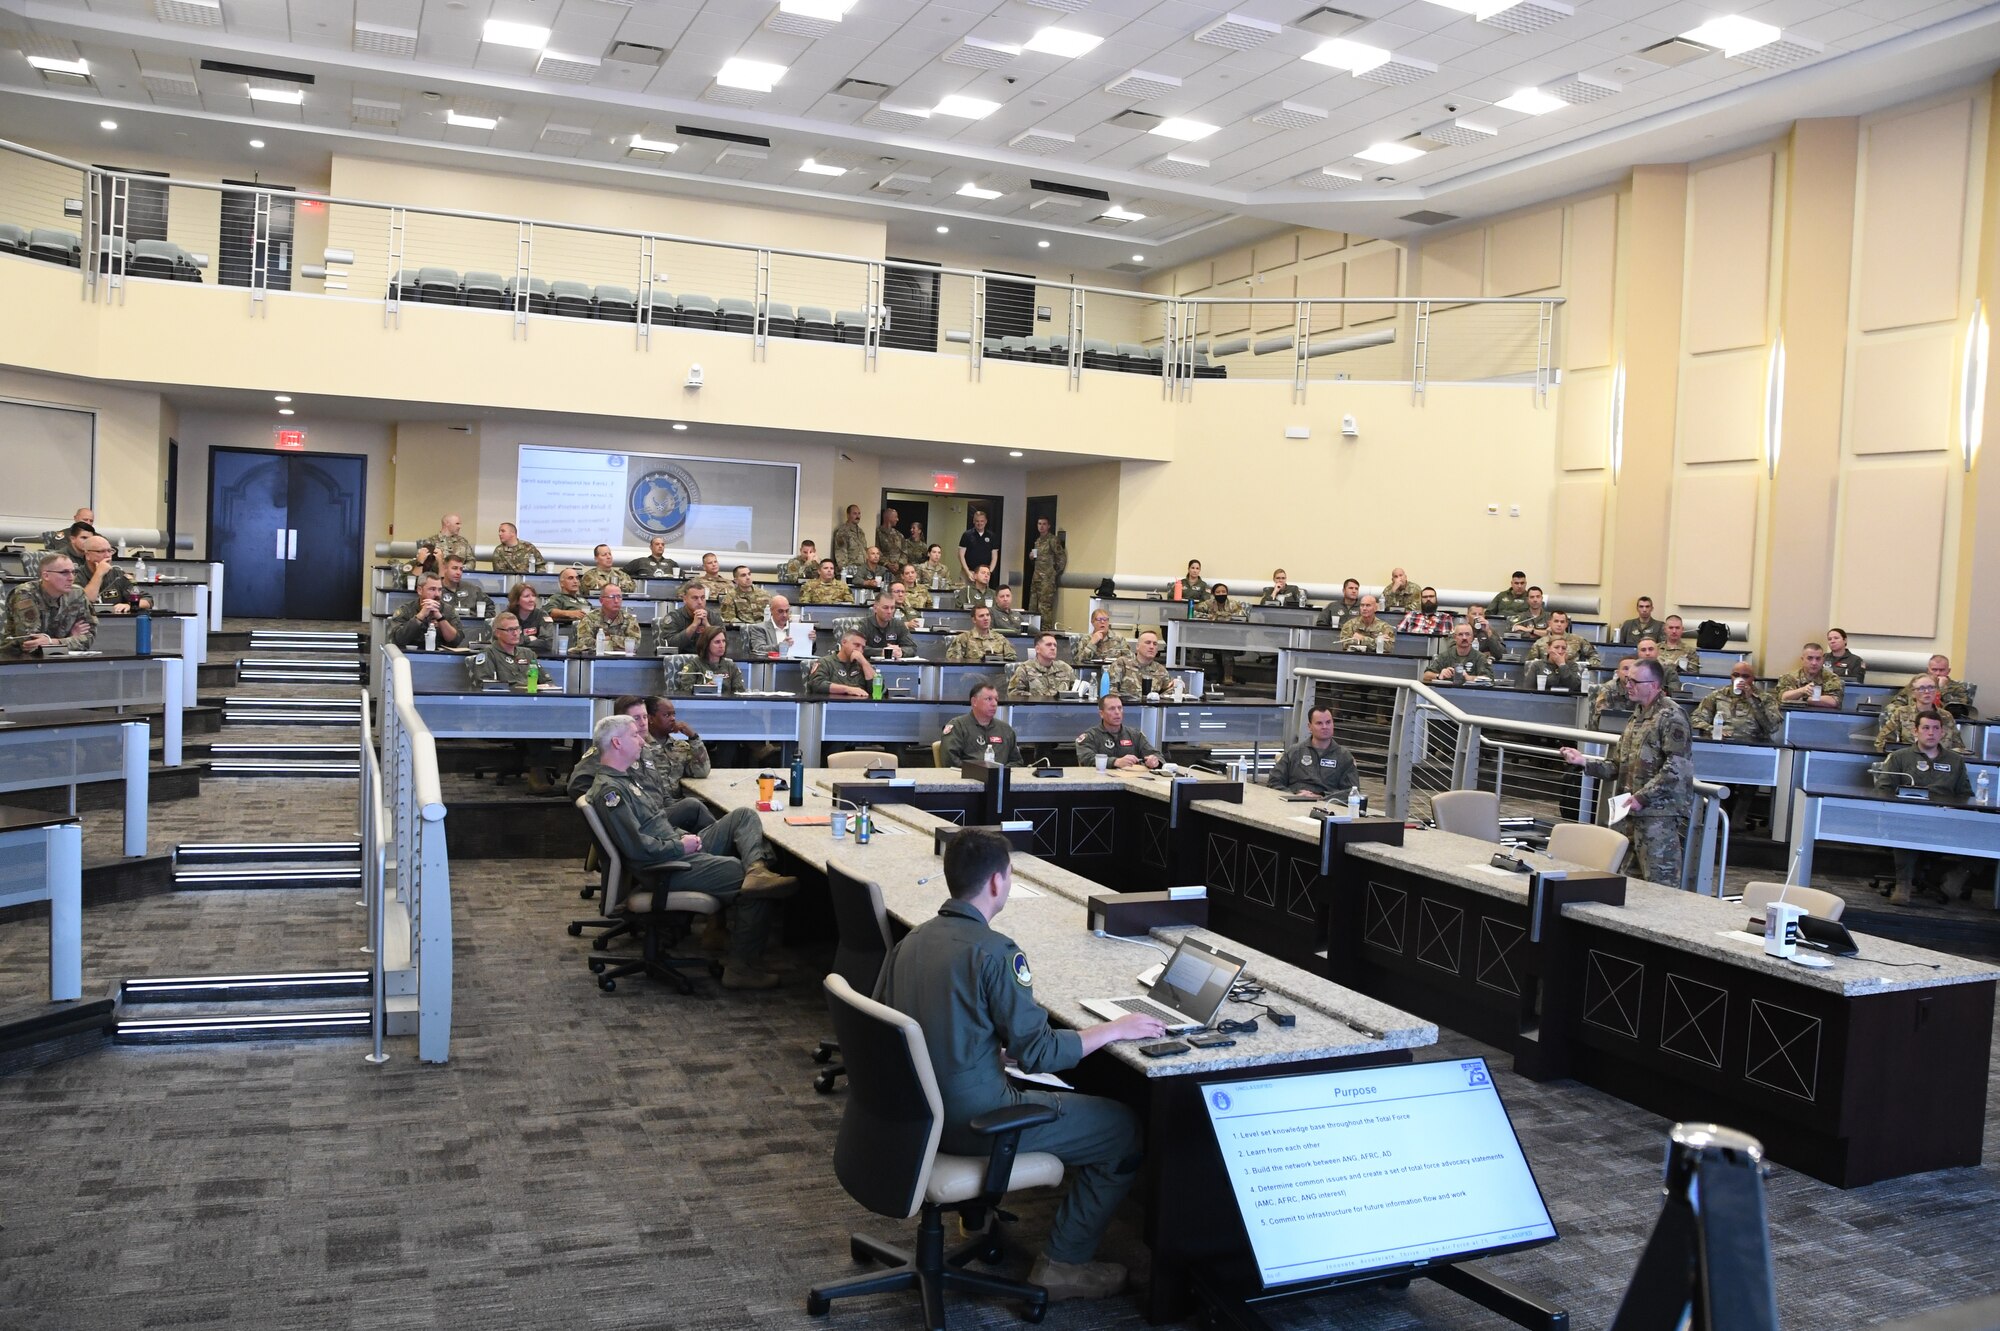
(870, 670), (884, 700)
(525, 662), (539, 694)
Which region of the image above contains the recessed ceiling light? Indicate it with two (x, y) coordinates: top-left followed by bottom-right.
(481, 18), (550, 48)
(1681, 15), (1780, 57)
(956, 182), (1002, 200)
(777, 0), (857, 20)
(446, 110), (498, 129)
(1356, 140), (1427, 164)
(936, 225), (950, 234)
(717, 57), (787, 92)
(27, 56), (89, 76)
(1151, 117), (1218, 142)
(248, 138), (265, 148)
(1302, 38), (1390, 74)
(248, 86), (305, 105)
(275, 395), (291, 402)
(100, 119), (118, 130)
(1495, 87), (1566, 115)
(962, 457), (976, 464)
(630, 134), (677, 153)
(799, 159), (847, 176)
(1008, 450), (1023, 457)
(933, 93), (1000, 119)
(1023, 26), (1102, 58)
(1036, 240), (1050, 248)
(672, 422), (688, 430)
(1100, 205), (1146, 222)
(1131, 253), (1145, 262)
(278, 407), (295, 416)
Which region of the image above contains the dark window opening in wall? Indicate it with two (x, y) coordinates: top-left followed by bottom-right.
(95, 167), (169, 244)
(882, 257), (939, 352)
(984, 270), (1037, 340)
(219, 180), (296, 292)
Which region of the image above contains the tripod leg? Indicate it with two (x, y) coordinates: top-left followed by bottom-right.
(1608, 1198), (1698, 1331)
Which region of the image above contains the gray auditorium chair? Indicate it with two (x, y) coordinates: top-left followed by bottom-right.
(28, 228), (81, 267)
(415, 266), (463, 304)
(461, 270), (508, 309)
(95, 237), (135, 275)
(1192, 347), (1226, 380)
(593, 284), (638, 322)
(549, 279), (595, 319)
(1080, 338), (1119, 370)
(1116, 343), (1160, 375)
(805, 974), (1061, 1324)
(640, 289), (675, 325)
(764, 301), (799, 338)
(797, 305), (837, 341)
(573, 796), (721, 995)
(677, 293), (721, 330)
(0, 222), (26, 254)
(811, 862), (896, 1094)
(981, 336), (1002, 359)
(506, 275), (552, 314)
(1026, 335), (1058, 364)
(388, 267), (416, 301)
(717, 296), (756, 334)
(997, 336), (1031, 361)
(130, 238), (182, 280)
(833, 309), (869, 343)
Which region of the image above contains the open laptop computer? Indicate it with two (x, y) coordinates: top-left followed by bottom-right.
(1081, 935), (1247, 1034)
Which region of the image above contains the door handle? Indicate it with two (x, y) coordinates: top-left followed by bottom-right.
(288, 529), (298, 560)
(275, 528), (286, 559)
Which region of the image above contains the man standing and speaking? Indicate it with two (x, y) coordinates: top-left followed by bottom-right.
(1559, 658), (1694, 888)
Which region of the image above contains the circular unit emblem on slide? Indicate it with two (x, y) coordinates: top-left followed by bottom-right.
(629, 466), (701, 539)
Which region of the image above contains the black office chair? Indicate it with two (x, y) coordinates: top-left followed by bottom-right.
(572, 796), (723, 994)
(812, 864), (894, 1093)
(807, 975), (1061, 1329)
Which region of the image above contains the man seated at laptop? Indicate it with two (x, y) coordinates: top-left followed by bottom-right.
(875, 829), (1163, 1302)
(1266, 705), (1358, 800)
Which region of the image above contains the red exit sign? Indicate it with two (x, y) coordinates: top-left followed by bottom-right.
(275, 428), (306, 450)
(931, 472), (957, 493)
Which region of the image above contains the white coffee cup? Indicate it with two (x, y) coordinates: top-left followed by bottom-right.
(1535, 673), (1548, 692)
(1095, 754), (1109, 774)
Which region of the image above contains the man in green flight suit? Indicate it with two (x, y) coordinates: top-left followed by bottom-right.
(874, 828), (1163, 1301)
(1561, 658), (1694, 888)
(1874, 709), (1976, 905)
(939, 682), (1021, 766)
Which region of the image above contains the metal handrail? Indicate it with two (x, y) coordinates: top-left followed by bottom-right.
(381, 646), (452, 1061)
(358, 686), (388, 1065)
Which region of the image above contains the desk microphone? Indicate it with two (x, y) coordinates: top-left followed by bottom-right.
(1182, 762), (1228, 777)
(915, 872), (939, 886)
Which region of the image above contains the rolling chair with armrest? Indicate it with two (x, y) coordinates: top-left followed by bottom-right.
(811, 864), (895, 1093)
(1742, 881), (1845, 922)
(1431, 789), (1501, 842)
(572, 796), (724, 994)
(828, 750), (897, 770)
(807, 974), (1061, 1329)
(1546, 820), (1630, 873)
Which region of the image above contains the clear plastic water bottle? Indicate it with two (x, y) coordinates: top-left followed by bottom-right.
(134, 555), (148, 582)
(1977, 771), (1992, 807)
(984, 742), (997, 765)
(1347, 787), (1362, 818)
(595, 627), (608, 656)
(423, 622), (437, 652)
(856, 803), (872, 844)
(1712, 710), (1725, 741)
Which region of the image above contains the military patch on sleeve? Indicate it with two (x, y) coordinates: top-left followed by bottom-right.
(1077, 732), (1090, 744)
(1012, 952), (1033, 986)
(602, 791), (620, 808)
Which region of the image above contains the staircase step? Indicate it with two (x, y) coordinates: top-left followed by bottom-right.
(120, 971), (371, 1004)
(200, 744), (362, 777)
(248, 631), (365, 653)
(174, 864), (363, 887)
(114, 1010), (372, 1043)
(176, 840), (362, 865)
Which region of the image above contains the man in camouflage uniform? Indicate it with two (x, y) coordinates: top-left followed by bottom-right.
(940, 682), (1021, 767)
(720, 566), (769, 624)
(798, 560), (855, 606)
(1522, 637), (1582, 692)
(545, 567), (590, 626)
(1380, 568), (1419, 616)
(1528, 612), (1599, 667)
(438, 556), (491, 619)
(1890, 655), (1977, 717)
(1071, 609), (1132, 665)
(626, 537), (680, 579)
(1073, 693), (1161, 769)
(1658, 616), (1702, 677)
(1107, 631), (1176, 700)
(874, 506), (906, 572)
(1632, 636), (1680, 694)
(568, 697), (715, 830)
(832, 504), (869, 573)
(805, 629), (877, 697)
(1776, 643), (1843, 709)
(1691, 664), (1780, 741)
(1028, 516), (1066, 627)
(573, 585), (642, 654)
(898, 565), (932, 614)
(2, 555), (97, 654)
(1616, 596), (1661, 647)
(655, 583), (716, 656)
(581, 545), (637, 596)
(1338, 594), (1396, 654)
(584, 713), (798, 990)
(854, 546), (894, 594)
(955, 565), (999, 611)
(916, 545), (960, 592)
(1487, 571), (1531, 622)
(1588, 658), (1639, 728)
(429, 513), (475, 569)
(1563, 658), (1694, 889)
(1193, 581), (1248, 685)
(990, 584), (1025, 634)
(386, 574), (462, 650)
(1009, 633), (1078, 698)
(781, 540), (820, 585)
(1876, 676), (1968, 752)
(1423, 625), (1491, 684)
(683, 552), (726, 603)
(490, 522), (544, 573)
(1463, 605), (1508, 660)
(946, 606), (1017, 663)
(80, 536), (150, 612)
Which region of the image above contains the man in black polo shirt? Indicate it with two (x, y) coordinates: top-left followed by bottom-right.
(958, 507), (998, 586)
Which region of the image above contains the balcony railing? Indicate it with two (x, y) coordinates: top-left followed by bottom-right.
(0, 136), (1562, 401)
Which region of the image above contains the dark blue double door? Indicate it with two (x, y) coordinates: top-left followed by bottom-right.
(206, 447), (366, 621)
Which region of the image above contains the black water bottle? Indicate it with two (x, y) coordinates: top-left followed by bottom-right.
(789, 747), (805, 808)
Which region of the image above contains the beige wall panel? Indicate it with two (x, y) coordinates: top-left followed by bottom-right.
(1299, 262), (1345, 330)
(1213, 248), (1254, 285)
(1669, 470), (1758, 608)
(1558, 369), (1613, 471)
(1485, 208), (1564, 296)
(1564, 193), (1619, 370)
(1834, 463), (1948, 636)
(1176, 262), (1212, 294)
(1256, 274), (1298, 332)
(1856, 99), (1972, 333)
(1256, 236), (1298, 270)
(1551, 479), (1606, 584)
(0, 367), (171, 534)
(1847, 327), (1958, 455)
(1685, 153), (1773, 354)
(1300, 229), (1347, 258)
(1418, 229), (1485, 300)
(1677, 351), (1767, 464)
(1346, 248), (1400, 325)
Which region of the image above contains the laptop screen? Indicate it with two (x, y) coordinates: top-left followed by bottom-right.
(1152, 936), (1246, 1023)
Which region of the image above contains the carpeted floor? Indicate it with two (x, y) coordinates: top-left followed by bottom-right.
(2, 627), (1997, 1328)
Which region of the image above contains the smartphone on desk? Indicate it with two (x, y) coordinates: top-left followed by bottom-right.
(1137, 1040), (1189, 1059)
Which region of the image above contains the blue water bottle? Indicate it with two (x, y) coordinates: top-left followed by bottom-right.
(133, 607), (152, 656)
(789, 748), (805, 808)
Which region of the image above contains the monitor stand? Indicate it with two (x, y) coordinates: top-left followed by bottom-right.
(1190, 1259), (1568, 1331)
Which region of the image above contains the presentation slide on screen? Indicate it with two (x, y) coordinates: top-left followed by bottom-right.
(1202, 1058), (1556, 1288)
(515, 445), (799, 553)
